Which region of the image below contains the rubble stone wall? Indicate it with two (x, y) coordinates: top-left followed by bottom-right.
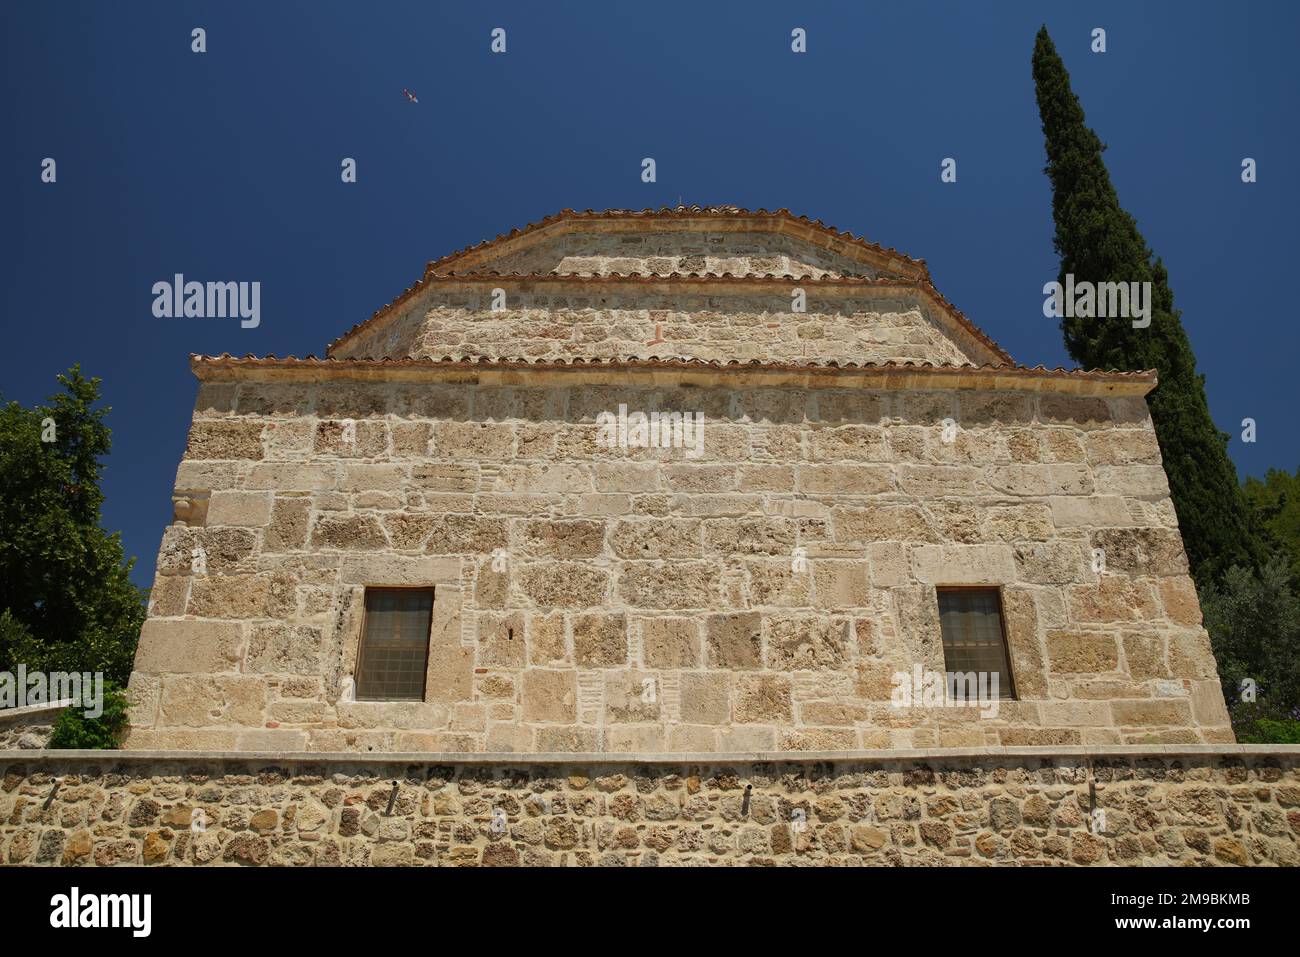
(333, 290), (980, 367)
(2, 749), (1295, 866)
(0, 709), (59, 751)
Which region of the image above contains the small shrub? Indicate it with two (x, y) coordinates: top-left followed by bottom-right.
(1229, 699), (1300, 744)
(47, 679), (130, 749)
(1249, 718), (1300, 744)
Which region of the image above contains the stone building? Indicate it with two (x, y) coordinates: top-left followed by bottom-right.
(125, 206), (1231, 753)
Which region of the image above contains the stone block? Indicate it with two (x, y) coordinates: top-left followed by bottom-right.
(206, 491), (273, 527)
(133, 619), (245, 675)
(679, 672), (730, 725)
(185, 420), (264, 460)
(1046, 631), (1119, 674)
(521, 670), (577, 723)
(640, 617), (701, 668)
(733, 674), (793, 723)
(911, 544), (1016, 584)
(572, 613), (628, 667)
(705, 613), (763, 669)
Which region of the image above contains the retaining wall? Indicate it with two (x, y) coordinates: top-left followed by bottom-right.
(2, 746), (1297, 866)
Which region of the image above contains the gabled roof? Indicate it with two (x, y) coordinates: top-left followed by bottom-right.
(325, 206), (1016, 365)
(426, 205), (932, 279)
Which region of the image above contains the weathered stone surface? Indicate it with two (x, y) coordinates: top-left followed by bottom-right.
(1067, 577), (1159, 622)
(425, 645), (474, 704)
(766, 615), (851, 670)
(1038, 395), (1111, 429)
(245, 623), (323, 675)
(572, 614), (627, 667)
(187, 572), (295, 620)
(311, 514), (388, 550)
(207, 491), (273, 527)
(133, 620), (245, 675)
(186, 420), (265, 460)
(912, 545), (1016, 585)
(160, 675), (265, 727)
(604, 672), (661, 723)
(522, 519), (605, 559)
(528, 612), (567, 664)
(1111, 699), (1193, 727)
(382, 513), (438, 550)
(617, 562), (720, 608)
(834, 505), (939, 544)
(1047, 631), (1119, 674)
(640, 617), (700, 668)
(733, 674), (792, 723)
(477, 612), (527, 669)
(520, 563), (610, 608)
(424, 515), (509, 554)
(521, 670), (577, 723)
(125, 218), (1221, 754)
(0, 751), (1234, 865)
(264, 497), (311, 551)
(1091, 528), (1189, 577)
(705, 613), (763, 669)
(679, 672), (730, 724)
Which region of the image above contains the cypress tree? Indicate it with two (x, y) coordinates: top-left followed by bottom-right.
(1032, 26), (1257, 584)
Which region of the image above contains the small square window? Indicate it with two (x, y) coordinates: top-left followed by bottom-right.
(355, 588), (434, 701)
(937, 588), (1016, 700)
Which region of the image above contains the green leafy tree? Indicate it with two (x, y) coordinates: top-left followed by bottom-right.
(1243, 467), (1300, 584)
(1201, 556), (1300, 715)
(1032, 26), (1259, 584)
(0, 367), (146, 685)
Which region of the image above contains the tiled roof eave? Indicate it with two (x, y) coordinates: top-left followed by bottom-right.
(190, 353), (1158, 397)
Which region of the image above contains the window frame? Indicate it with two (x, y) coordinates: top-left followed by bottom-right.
(353, 585), (435, 702)
(934, 585), (1018, 701)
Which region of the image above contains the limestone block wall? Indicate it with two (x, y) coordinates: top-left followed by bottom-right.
(2, 749), (1296, 866)
(124, 370), (1229, 752)
(331, 288), (983, 367)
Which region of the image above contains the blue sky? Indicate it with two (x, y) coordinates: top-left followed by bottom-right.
(4, 0), (1297, 588)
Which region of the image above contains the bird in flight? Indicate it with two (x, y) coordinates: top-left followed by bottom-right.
(402, 88), (419, 104)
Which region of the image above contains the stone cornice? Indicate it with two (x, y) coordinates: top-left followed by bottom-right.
(190, 354), (1158, 397)
(9, 744), (1296, 765)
